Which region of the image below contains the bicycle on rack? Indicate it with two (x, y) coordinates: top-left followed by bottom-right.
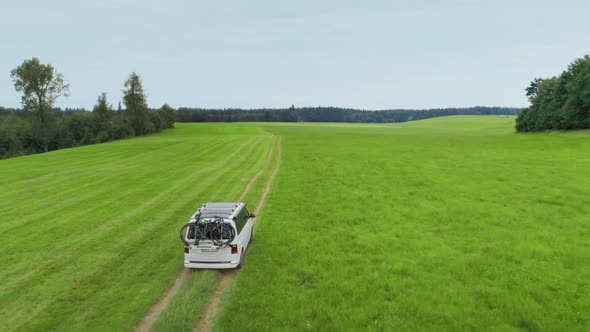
(179, 215), (236, 247)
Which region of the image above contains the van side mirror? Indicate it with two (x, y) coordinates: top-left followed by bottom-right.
(249, 213), (256, 218)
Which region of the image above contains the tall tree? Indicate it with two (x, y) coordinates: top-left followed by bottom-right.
(93, 92), (114, 142)
(10, 57), (70, 151)
(122, 72), (148, 135)
(159, 104), (176, 128)
(93, 92), (113, 122)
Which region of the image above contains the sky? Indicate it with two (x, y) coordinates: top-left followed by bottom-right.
(1, 0), (589, 110)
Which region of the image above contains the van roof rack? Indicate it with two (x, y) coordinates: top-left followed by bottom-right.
(193, 202), (244, 220)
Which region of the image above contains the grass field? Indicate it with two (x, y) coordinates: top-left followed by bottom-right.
(216, 116), (590, 331)
(150, 136), (281, 332)
(0, 124), (273, 331)
(2, 116), (589, 331)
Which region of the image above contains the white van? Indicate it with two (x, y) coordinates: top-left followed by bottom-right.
(181, 202), (255, 269)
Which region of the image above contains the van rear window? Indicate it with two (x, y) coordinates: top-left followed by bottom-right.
(186, 222), (234, 240)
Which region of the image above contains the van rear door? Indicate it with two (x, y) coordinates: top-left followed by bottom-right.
(185, 222), (238, 263)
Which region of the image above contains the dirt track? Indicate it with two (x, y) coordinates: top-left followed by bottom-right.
(194, 136), (282, 332)
(136, 136), (282, 332)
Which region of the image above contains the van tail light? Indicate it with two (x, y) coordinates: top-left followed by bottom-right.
(231, 245), (238, 254)
(184, 247), (189, 254)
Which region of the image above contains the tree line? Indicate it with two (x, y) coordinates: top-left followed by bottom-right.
(516, 55), (590, 132)
(0, 57), (175, 159)
(175, 106), (521, 123)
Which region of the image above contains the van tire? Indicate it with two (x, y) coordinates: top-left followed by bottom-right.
(237, 249), (245, 269)
(249, 229), (254, 244)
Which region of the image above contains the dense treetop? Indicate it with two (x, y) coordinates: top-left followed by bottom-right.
(516, 55), (590, 132)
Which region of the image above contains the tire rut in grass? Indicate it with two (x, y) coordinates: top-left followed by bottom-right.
(193, 136), (282, 332)
(136, 268), (190, 332)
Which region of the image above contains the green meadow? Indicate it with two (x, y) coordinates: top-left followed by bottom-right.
(0, 124), (272, 331)
(1, 116), (589, 331)
(217, 116), (590, 331)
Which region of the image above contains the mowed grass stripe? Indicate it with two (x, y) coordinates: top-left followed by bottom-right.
(0, 137), (225, 207)
(0, 124), (272, 331)
(0, 136), (260, 291)
(74, 135), (271, 329)
(0, 137), (231, 233)
(150, 135), (282, 332)
(1, 139), (264, 328)
(145, 137), (276, 331)
(0, 136), (263, 312)
(0, 135), (232, 211)
(0, 126), (212, 181)
(0, 138), (188, 187)
(0, 126), (238, 203)
(34, 137), (268, 331)
(0, 136), (250, 263)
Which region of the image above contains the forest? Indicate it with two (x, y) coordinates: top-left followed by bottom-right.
(0, 58), (175, 159)
(516, 55), (590, 132)
(176, 106), (520, 123)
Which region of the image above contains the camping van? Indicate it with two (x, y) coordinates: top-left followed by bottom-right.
(180, 202), (255, 269)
